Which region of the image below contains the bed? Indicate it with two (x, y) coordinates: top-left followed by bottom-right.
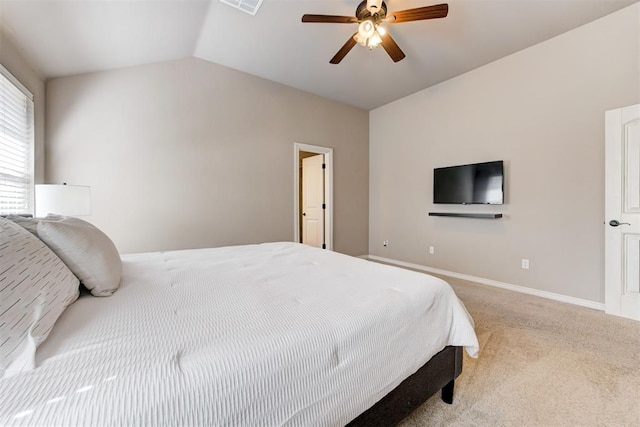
(0, 216), (478, 426)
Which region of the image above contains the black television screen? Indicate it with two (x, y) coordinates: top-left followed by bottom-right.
(433, 160), (504, 204)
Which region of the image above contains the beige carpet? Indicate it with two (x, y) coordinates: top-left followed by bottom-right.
(398, 274), (640, 427)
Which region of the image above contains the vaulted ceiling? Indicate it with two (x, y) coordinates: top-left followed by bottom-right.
(0, 0), (636, 110)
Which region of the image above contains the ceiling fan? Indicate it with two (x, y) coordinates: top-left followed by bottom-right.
(302, 0), (448, 64)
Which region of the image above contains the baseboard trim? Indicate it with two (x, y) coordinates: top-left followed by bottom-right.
(363, 255), (605, 311)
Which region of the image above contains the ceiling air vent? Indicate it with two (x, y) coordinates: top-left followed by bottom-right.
(219, 0), (264, 16)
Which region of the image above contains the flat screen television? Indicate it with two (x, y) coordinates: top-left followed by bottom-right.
(433, 160), (504, 205)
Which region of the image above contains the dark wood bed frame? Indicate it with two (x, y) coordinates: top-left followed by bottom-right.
(347, 346), (463, 426)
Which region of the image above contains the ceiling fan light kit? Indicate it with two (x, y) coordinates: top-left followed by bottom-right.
(355, 19), (384, 49)
(301, 1), (449, 64)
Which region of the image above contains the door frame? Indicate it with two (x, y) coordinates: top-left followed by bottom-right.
(294, 143), (333, 250)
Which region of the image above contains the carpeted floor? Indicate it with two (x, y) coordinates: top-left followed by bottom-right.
(398, 274), (640, 427)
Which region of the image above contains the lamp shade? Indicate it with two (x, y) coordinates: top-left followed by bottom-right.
(35, 184), (91, 217)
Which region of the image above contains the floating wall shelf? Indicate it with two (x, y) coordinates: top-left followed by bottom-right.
(428, 212), (503, 219)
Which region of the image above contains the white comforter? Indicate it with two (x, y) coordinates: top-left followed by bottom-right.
(0, 242), (478, 426)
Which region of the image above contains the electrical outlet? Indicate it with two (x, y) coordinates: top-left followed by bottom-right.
(429, 246), (435, 255)
(383, 240), (389, 247)
(521, 259), (529, 269)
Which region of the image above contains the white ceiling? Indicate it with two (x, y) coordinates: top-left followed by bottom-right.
(0, 0), (636, 110)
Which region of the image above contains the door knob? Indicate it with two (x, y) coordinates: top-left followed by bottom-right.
(609, 220), (630, 227)
(302, 213), (306, 216)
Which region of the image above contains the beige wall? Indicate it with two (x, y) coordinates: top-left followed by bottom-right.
(369, 4), (640, 304)
(46, 58), (369, 255)
(0, 32), (45, 184)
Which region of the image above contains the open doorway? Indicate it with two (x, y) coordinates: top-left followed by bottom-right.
(294, 143), (333, 250)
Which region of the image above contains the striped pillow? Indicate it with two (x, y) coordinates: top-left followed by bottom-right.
(4, 214), (38, 235)
(0, 217), (79, 378)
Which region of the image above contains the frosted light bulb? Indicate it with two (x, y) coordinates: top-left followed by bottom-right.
(358, 20), (375, 39)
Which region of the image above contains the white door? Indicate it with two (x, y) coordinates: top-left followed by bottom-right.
(302, 154), (325, 248)
(605, 104), (640, 320)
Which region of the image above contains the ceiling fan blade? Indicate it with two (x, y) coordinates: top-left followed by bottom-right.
(330, 34), (358, 64)
(380, 32), (406, 63)
(302, 14), (358, 24)
(389, 3), (448, 23)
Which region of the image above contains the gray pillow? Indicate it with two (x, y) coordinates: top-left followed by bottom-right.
(36, 216), (122, 297)
(0, 217), (80, 378)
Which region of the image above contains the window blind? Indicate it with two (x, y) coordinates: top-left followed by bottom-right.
(0, 65), (34, 215)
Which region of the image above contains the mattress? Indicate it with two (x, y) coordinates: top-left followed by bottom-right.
(0, 242), (479, 426)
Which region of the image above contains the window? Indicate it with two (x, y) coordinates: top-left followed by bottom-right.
(0, 65), (34, 215)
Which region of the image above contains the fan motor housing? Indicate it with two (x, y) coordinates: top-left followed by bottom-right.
(356, 0), (387, 21)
